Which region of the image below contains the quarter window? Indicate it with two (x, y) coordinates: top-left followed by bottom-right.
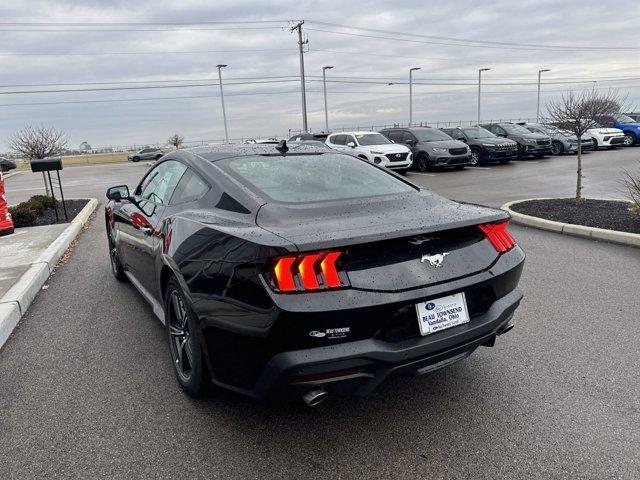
(170, 168), (210, 204)
(138, 160), (187, 204)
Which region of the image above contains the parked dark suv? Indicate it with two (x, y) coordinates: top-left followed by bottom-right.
(440, 126), (518, 166)
(381, 127), (471, 171)
(480, 123), (552, 159)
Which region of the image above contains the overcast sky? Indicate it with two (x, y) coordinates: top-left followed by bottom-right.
(1, 0), (639, 151)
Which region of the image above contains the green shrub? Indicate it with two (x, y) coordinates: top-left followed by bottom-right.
(28, 194), (55, 213)
(8, 204), (37, 227)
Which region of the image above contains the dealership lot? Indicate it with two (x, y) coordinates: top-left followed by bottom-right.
(1, 150), (639, 478)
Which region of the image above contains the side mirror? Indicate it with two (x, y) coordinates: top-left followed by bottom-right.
(459, 137), (467, 143)
(346, 142), (356, 148)
(106, 185), (130, 202)
(405, 139), (415, 147)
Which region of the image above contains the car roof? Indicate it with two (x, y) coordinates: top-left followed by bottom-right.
(329, 131), (381, 135)
(183, 142), (333, 163)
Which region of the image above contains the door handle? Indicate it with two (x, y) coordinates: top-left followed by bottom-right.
(140, 227), (153, 236)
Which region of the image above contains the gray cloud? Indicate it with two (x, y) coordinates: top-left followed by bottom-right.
(1, 0), (639, 149)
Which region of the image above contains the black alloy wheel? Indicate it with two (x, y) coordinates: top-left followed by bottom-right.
(132, 156), (140, 162)
(416, 153), (430, 172)
(108, 234), (127, 282)
(551, 141), (564, 155)
(165, 278), (204, 395)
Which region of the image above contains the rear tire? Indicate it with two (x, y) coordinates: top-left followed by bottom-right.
(592, 138), (598, 151)
(155, 154), (163, 160)
(165, 277), (205, 396)
(551, 141), (564, 155)
(132, 156), (140, 162)
(416, 153), (430, 172)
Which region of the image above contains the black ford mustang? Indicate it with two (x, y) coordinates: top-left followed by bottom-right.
(105, 142), (524, 405)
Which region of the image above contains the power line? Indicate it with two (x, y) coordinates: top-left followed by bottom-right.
(0, 76), (301, 88)
(306, 21), (635, 52)
(305, 27), (640, 52)
(0, 48), (296, 56)
(0, 26), (287, 33)
(0, 20), (292, 26)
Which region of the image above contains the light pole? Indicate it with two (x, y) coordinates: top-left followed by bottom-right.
(477, 68), (490, 125)
(322, 66), (334, 132)
(537, 69), (550, 123)
(216, 64), (229, 143)
(409, 67), (421, 126)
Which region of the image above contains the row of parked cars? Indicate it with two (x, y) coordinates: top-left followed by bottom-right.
(287, 114), (639, 173)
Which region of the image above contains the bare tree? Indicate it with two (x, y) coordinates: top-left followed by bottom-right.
(8, 125), (68, 195)
(168, 133), (184, 150)
(622, 162), (640, 214)
(545, 89), (623, 200)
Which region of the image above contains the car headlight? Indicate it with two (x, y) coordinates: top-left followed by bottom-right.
(370, 150), (384, 155)
(431, 147), (448, 153)
(525, 138), (538, 146)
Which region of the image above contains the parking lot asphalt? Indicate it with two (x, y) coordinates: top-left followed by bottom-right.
(1, 150), (639, 479)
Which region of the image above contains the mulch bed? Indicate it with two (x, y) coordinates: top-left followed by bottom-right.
(510, 198), (640, 234)
(32, 199), (89, 227)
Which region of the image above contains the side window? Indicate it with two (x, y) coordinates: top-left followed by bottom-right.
(170, 168), (210, 205)
(493, 126), (505, 136)
(332, 135), (346, 145)
(345, 135), (357, 145)
(384, 131), (400, 142)
(138, 160), (187, 204)
(401, 131), (416, 143)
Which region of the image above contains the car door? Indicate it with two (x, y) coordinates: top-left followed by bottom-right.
(118, 159), (187, 294)
(401, 131), (419, 155)
(329, 134), (348, 152)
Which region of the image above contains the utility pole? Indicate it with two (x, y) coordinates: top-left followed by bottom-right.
(216, 64), (229, 143)
(537, 69), (551, 123)
(409, 67), (421, 126)
(478, 68), (490, 125)
(322, 66), (334, 132)
(291, 21), (309, 132)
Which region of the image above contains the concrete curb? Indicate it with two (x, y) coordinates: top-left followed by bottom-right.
(502, 198), (640, 248)
(0, 198), (98, 350)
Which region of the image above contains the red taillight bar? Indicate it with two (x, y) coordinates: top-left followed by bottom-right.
(271, 251), (345, 293)
(479, 221), (516, 253)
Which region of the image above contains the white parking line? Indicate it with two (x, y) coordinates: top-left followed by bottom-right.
(472, 167), (492, 170)
(409, 172), (436, 177)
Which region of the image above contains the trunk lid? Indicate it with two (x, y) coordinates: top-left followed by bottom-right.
(256, 191), (507, 292)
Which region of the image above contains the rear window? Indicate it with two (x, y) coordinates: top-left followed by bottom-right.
(218, 154), (415, 203)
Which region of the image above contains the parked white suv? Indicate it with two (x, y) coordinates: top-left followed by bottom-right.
(325, 132), (412, 173)
(587, 125), (625, 150)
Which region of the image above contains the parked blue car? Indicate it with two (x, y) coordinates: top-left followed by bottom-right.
(594, 114), (640, 146)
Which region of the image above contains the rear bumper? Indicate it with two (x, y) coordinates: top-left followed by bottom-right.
(245, 288), (523, 399)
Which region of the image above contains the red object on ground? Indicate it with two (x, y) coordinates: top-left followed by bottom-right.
(0, 171), (14, 236)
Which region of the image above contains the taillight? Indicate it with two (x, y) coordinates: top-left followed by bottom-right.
(270, 250), (347, 293)
(479, 221), (516, 253)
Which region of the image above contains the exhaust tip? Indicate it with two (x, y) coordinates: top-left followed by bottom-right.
(302, 388), (328, 407)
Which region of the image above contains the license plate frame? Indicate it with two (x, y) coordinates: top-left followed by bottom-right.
(415, 292), (470, 336)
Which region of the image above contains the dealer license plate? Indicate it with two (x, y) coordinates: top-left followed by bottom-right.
(415, 292), (470, 336)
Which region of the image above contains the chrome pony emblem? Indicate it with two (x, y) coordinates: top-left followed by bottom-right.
(421, 252), (450, 268)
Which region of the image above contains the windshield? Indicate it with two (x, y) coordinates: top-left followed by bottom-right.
(501, 124), (532, 134)
(355, 133), (392, 146)
(615, 114), (636, 123)
(525, 125), (548, 134)
(413, 129), (452, 142)
(461, 127), (495, 139)
(219, 154), (415, 203)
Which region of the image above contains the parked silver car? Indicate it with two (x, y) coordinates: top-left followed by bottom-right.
(127, 147), (164, 162)
(519, 123), (593, 155)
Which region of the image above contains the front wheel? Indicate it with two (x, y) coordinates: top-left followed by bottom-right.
(415, 153), (430, 172)
(592, 138), (598, 151)
(131, 156), (140, 162)
(108, 234), (127, 282)
(624, 132), (637, 146)
(165, 278), (205, 396)
(155, 154), (163, 160)
(470, 148), (482, 166)
(551, 141), (564, 155)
